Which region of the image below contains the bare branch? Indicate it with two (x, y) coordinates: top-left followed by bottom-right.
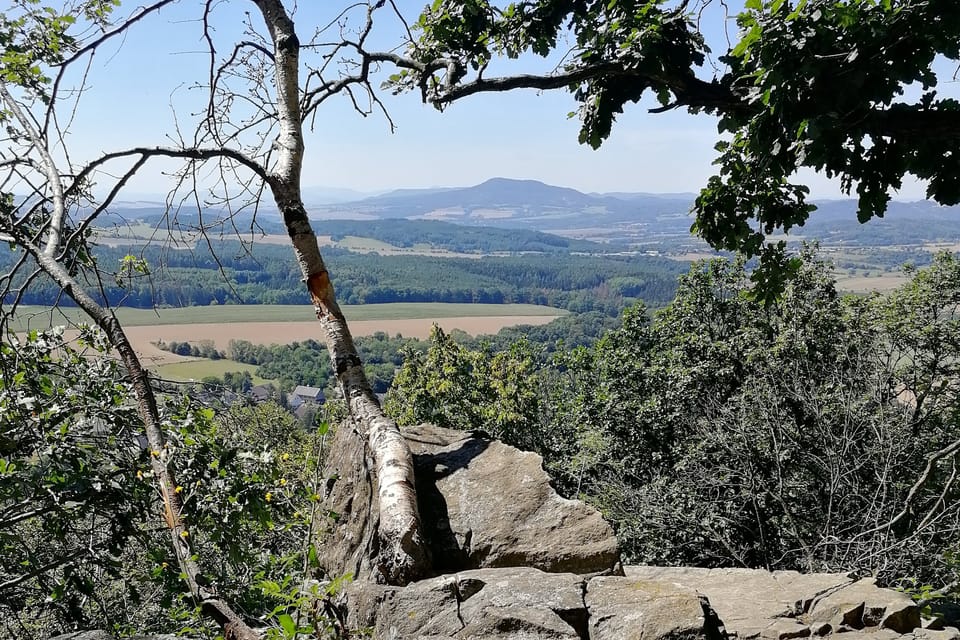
(66, 146), (271, 202)
(854, 436), (960, 539)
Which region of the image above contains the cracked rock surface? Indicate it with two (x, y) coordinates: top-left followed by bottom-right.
(343, 566), (722, 640)
(342, 567), (960, 640)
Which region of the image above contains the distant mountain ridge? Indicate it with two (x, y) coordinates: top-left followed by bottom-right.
(99, 177), (959, 249)
(316, 177), (696, 229)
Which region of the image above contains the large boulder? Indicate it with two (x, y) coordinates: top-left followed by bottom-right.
(319, 422), (620, 581)
(586, 575), (725, 640)
(806, 578), (920, 633)
(624, 567), (956, 640)
(405, 423), (620, 575)
(625, 566), (853, 639)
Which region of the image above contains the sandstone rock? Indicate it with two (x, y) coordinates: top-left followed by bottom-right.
(342, 567), (739, 640)
(457, 568), (587, 639)
(914, 628), (960, 640)
(343, 567), (587, 639)
(585, 575), (725, 640)
(405, 424), (621, 576)
(625, 566), (852, 639)
(760, 619), (810, 640)
(317, 421), (380, 580)
(809, 621), (833, 636)
(320, 423), (620, 581)
(809, 578), (920, 633)
(345, 574), (464, 638)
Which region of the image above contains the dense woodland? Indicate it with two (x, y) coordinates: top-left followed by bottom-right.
(387, 250), (960, 584)
(0, 240), (684, 314)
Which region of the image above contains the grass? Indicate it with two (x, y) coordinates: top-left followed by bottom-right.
(153, 360), (269, 384)
(8, 302), (565, 331)
(337, 236), (399, 252)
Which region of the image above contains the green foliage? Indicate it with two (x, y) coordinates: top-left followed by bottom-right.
(0, 325), (330, 637)
(0, 0), (118, 99)
(0, 327), (152, 635)
(386, 327), (547, 452)
(389, 249), (960, 589)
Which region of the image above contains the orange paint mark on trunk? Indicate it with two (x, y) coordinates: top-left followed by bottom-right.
(306, 270), (333, 317)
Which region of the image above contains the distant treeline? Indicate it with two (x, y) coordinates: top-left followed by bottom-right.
(1, 240), (685, 314)
(225, 332), (424, 394)
(313, 219), (606, 254)
(193, 311), (619, 393)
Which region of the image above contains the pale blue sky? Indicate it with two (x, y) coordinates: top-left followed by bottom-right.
(50, 1), (944, 201)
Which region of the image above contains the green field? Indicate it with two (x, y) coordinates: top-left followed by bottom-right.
(8, 302), (565, 331)
(153, 360), (269, 384)
(337, 235), (400, 252)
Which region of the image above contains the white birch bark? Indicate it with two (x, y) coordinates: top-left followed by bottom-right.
(251, 0), (430, 584)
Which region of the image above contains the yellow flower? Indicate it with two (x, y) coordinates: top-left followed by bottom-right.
(279, 478), (287, 486)
(136, 470), (143, 479)
(281, 452), (290, 461)
(179, 530), (189, 538)
(175, 485), (183, 494)
(150, 449), (160, 457)
(265, 492), (272, 502)
(161, 562), (168, 569)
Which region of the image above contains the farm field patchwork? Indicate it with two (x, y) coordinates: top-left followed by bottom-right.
(154, 360), (267, 385)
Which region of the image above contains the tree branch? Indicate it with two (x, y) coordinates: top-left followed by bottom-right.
(854, 436), (960, 539)
(66, 145), (271, 202)
(0, 81), (67, 257)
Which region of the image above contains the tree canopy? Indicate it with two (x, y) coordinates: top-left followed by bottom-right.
(393, 0), (960, 288)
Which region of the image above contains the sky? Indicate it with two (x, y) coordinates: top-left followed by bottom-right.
(38, 0), (946, 201)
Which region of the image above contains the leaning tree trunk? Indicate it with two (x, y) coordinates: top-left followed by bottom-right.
(0, 79), (260, 639)
(27, 252), (261, 640)
(252, 0), (430, 585)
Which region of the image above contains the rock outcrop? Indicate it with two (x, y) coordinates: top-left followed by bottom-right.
(322, 424), (958, 640)
(339, 566), (959, 640)
(343, 566), (724, 640)
(625, 567), (956, 640)
(319, 422), (621, 581)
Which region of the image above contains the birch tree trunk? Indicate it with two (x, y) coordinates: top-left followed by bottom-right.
(251, 0), (430, 585)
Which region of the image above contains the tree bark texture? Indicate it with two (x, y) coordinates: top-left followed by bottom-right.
(0, 75), (261, 639)
(29, 251), (260, 640)
(251, 0), (430, 584)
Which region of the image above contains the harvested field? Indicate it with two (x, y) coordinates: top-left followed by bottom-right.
(835, 274), (909, 293)
(126, 315), (561, 367)
(10, 303), (562, 331)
